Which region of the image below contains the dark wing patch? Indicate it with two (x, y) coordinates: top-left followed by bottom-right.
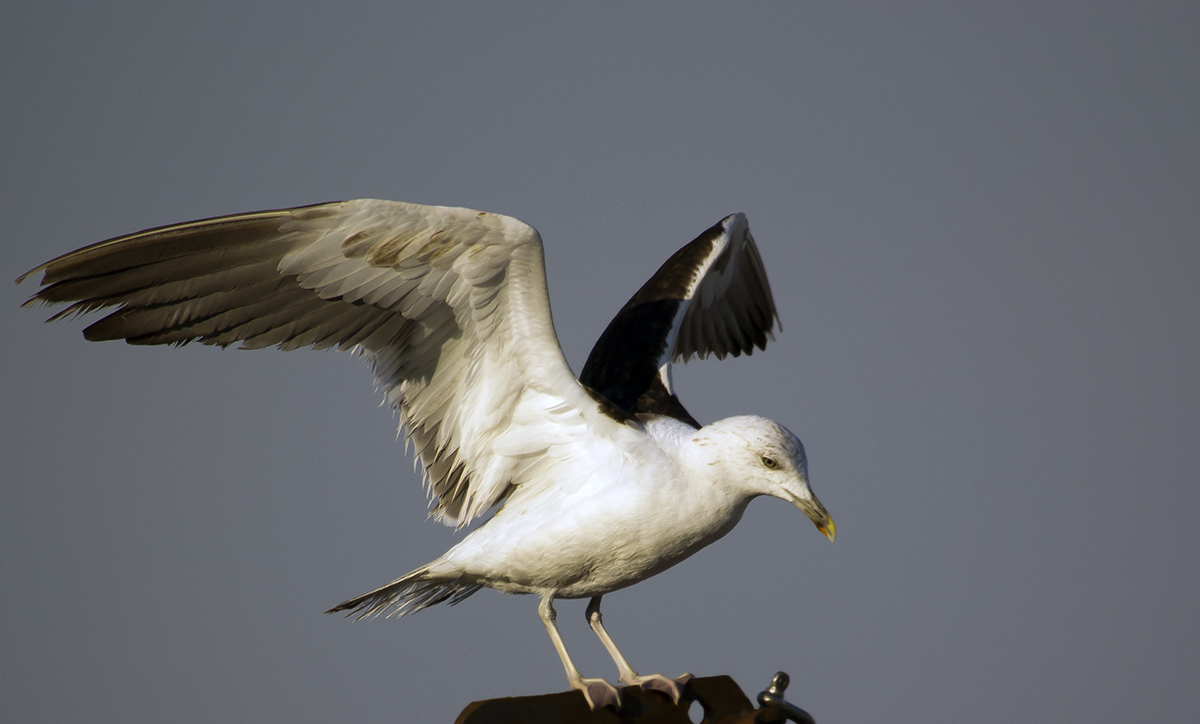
(580, 297), (682, 414)
(580, 214), (780, 427)
(634, 372), (701, 429)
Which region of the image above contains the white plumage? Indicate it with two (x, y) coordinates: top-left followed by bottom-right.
(20, 199), (835, 709)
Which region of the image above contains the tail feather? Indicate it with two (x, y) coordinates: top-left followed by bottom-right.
(326, 565), (482, 619)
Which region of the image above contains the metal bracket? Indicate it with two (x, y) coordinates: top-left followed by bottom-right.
(755, 672), (816, 724)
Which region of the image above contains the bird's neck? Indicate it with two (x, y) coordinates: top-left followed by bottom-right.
(645, 415), (760, 515)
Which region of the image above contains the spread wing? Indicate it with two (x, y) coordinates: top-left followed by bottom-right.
(19, 199), (622, 526)
(579, 213), (779, 425)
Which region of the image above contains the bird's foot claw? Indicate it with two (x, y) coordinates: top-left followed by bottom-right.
(626, 672), (694, 704)
(572, 677), (622, 710)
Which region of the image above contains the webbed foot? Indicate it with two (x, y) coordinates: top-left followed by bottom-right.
(571, 676), (622, 710)
(625, 672), (694, 704)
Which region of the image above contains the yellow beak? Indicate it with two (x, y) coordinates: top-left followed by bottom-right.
(791, 493), (836, 543)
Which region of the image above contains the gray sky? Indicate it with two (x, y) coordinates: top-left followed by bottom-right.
(3, 3), (1198, 723)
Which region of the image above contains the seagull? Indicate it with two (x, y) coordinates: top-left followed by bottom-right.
(19, 200), (835, 709)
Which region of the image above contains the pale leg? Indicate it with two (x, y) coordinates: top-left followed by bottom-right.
(586, 596), (693, 703)
(538, 594), (621, 709)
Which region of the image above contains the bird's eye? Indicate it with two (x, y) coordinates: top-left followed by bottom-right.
(761, 456), (778, 469)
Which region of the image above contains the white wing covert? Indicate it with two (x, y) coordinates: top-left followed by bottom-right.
(20, 199), (614, 526)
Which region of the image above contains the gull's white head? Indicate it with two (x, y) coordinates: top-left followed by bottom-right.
(696, 415), (836, 542)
